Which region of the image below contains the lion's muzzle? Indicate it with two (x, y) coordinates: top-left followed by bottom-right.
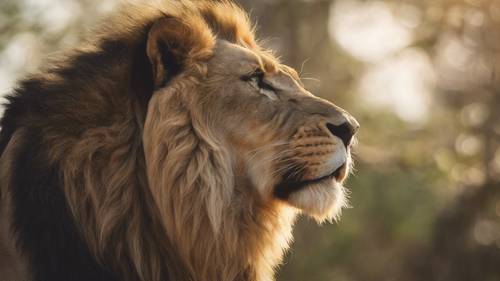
(292, 110), (358, 176)
(274, 106), (358, 199)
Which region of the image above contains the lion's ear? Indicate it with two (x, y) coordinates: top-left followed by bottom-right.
(147, 17), (193, 88)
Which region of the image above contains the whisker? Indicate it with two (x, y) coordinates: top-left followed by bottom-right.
(299, 58), (309, 76)
(271, 162), (299, 178)
(270, 157), (303, 178)
(290, 164), (308, 179)
(249, 145), (295, 163)
(300, 77), (320, 83)
(252, 150), (296, 169)
(246, 142), (290, 162)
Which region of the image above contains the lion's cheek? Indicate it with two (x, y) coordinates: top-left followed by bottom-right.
(247, 156), (277, 199)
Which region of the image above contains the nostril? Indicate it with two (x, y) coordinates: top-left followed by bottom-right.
(326, 122), (355, 147)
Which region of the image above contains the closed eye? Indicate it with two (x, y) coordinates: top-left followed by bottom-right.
(241, 69), (278, 100)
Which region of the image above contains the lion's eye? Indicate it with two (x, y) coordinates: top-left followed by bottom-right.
(241, 69), (278, 101)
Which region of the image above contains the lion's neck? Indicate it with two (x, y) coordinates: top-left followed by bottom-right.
(142, 91), (297, 281)
(165, 189), (297, 281)
(225, 194), (297, 281)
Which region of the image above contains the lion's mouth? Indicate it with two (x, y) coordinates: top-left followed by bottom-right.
(274, 163), (347, 199)
(301, 163), (347, 185)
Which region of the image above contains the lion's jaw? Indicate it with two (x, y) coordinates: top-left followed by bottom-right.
(247, 123), (352, 223)
(287, 179), (348, 221)
(276, 123), (352, 222)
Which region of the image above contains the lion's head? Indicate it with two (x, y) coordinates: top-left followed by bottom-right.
(141, 3), (358, 279)
(143, 2), (358, 226)
(207, 41), (358, 221)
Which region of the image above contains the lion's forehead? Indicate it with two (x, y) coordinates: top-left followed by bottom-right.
(208, 41), (303, 91)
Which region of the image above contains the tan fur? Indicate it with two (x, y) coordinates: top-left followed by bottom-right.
(2, 1), (357, 281)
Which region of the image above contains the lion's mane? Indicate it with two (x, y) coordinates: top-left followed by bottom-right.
(0, 2), (295, 281)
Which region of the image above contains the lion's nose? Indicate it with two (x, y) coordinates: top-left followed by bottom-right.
(326, 117), (359, 147)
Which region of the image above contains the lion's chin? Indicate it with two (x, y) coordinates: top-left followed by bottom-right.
(286, 179), (348, 223)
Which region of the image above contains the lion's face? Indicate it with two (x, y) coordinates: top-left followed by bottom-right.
(199, 41), (359, 221)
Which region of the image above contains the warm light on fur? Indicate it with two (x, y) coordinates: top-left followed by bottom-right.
(0, 1), (358, 281)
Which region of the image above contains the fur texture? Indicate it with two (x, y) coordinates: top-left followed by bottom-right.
(0, 1), (358, 281)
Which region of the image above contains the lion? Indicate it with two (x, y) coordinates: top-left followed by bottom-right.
(0, 1), (359, 281)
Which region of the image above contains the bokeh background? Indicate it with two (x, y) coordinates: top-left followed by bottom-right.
(1, 0), (500, 280)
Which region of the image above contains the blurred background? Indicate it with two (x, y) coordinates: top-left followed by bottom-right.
(1, 0), (500, 280)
